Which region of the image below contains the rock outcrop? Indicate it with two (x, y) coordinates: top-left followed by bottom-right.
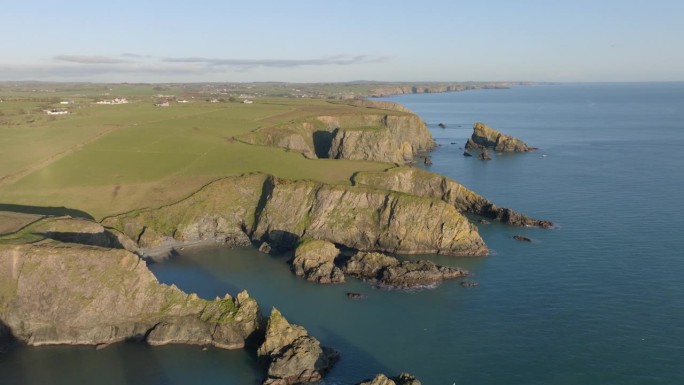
(258, 308), (339, 385)
(106, 174), (488, 257)
(353, 167), (553, 228)
(238, 109), (435, 164)
(465, 122), (536, 152)
(291, 240), (344, 284)
(343, 252), (467, 289)
(357, 373), (422, 385)
(0, 239), (261, 349)
(328, 127), (414, 164)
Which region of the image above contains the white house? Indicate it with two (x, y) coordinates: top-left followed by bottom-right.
(243, 99), (254, 104)
(44, 109), (69, 115)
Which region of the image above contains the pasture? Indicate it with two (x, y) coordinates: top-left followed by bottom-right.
(0, 89), (392, 220)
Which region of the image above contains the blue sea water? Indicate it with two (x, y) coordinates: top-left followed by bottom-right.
(2, 83), (684, 384)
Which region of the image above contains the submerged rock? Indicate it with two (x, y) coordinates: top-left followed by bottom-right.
(465, 122), (536, 152)
(438, 123), (446, 128)
(258, 308), (339, 385)
(513, 235), (532, 242)
(343, 252), (468, 289)
(357, 373), (422, 385)
(346, 292), (366, 299)
(259, 242), (272, 254)
(291, 240), (344, 284)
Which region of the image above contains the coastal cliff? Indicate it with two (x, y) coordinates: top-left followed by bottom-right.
(0, 232), (261, 349)
(104, 174), (487, 257)
(366, 82), (520, 97)
(238, 103), (434, 164)
(353, 167), (553, 228)
(465, 122), (536, 152)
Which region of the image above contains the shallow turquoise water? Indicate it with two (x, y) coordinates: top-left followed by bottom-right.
(2, 83), (683, 384)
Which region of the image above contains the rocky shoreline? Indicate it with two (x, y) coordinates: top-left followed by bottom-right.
(0, 97), (553, 383)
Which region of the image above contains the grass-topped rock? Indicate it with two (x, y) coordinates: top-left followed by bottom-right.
(465, 122), (536, 152)
(291, 240), (344, 284)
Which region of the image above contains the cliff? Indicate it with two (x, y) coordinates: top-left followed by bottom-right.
(0, 222), (261, 349)
(366, 83), (518, 97)
(353, 167), (553, 228)
(465, 122), (536, 152)
(105, 174), (488, 257)
(238, 105), (435, 164)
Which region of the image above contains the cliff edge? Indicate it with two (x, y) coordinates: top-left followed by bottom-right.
(353, 167), (553, 228)
(104, 174), (487, 257)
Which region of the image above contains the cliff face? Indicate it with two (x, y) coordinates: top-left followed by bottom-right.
(366, 83), (516, 97)
(465, 122), (536, 152)
(107, 174), (487, 257)
(0, 239), (261, 348)
(328, 128), (414, 163)
(252, 178), (486, 256)
(353, 167), (553, 228)
(237, 107), (435, 164)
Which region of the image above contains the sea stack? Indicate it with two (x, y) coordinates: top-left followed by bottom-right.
(465, 122), (536, 152)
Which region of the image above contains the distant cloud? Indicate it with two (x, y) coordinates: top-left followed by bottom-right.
(162, 55), (390, 69)
(0, 53), (390, 81)
(54, 55), (128, 64)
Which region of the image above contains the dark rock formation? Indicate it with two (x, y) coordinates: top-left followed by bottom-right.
(357, 373), (422, 385)
(258, 308), (339, 385)
(353, 167), (553, 228)
(343, 252), (468, 289)
(513, 235), (532, 242)
(478, 219), (490, 225)
(465, 122), (536, 152)
(479, 149), (492, 161)
(463, 150), (473, 157)
(290, 240), (344, 284)
(346, 292), (366, 299)
(460, 281), (479, 288)
(438, 123), (446, 128)
(423, 156), (432, 166)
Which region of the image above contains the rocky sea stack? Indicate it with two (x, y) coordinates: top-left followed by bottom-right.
(357, 373), (422, 385)
(258, 308), (339, 385)
(465, 122), (536, 152)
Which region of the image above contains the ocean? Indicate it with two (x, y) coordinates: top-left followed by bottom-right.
(2, 83), (684, 384)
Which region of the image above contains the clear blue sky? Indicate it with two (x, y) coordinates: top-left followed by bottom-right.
(2, 0), (683, 82)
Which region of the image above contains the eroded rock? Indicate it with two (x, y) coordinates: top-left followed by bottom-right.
(357, 373), (422, 385)
(0, 241), (261, 350)
(343, 252), (468, 289)
(291, 240), (344, 284)
(465, 122), (536, 152)
(258, 308), (338, 385)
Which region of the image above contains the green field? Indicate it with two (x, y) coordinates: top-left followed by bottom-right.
(0, 88), (394, 220)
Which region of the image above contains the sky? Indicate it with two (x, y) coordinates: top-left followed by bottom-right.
(1, 0), (683, 83)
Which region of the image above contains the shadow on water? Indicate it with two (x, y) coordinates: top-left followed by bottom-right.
(0, 319), (17, 354)
(0, 204), (94, 220)
(316, 326), (392, 384)
(150, 253), (243, 299)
